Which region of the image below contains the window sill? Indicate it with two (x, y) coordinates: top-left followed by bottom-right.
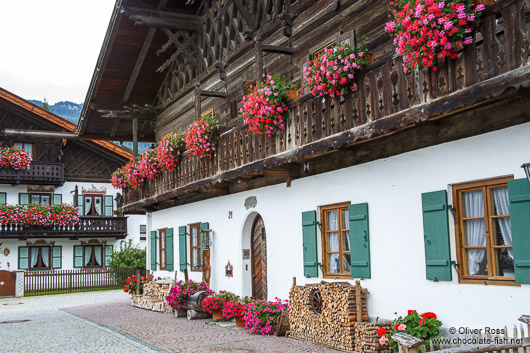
(459, 277), (520, 287)
(323, 274), (352, 280)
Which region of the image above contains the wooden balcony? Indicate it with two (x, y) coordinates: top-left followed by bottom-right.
(0, 161), (65, 186)
(123, 0), (530, 212)
(0, 216), (127, 239)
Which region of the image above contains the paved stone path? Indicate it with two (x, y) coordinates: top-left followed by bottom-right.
(1, 290), (344, 353)
(0, 291), (159, 353)
(66, 300), (344, 353)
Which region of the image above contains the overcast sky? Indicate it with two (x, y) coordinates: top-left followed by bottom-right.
(0, 0), (116, 105)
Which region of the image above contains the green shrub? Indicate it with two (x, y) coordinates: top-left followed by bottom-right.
(109, 240), (146, 269)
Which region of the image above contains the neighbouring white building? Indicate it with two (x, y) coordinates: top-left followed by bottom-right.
(76, 0), (530, 331)
(0, 87), (146, 274)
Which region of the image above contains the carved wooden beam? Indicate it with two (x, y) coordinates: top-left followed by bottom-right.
(98, 110), (157, 121)
(200, 90), (227, 98)
(262, 44), (294, 55)
(121, 5), (201, 31)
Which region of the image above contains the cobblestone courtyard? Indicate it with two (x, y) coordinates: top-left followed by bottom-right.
(0, 290), (343, 353)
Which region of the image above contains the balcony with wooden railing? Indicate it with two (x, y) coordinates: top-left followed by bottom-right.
(123, 0), (530, 211)
(0, 216), (127, 239)
(0, 161), (65, 186)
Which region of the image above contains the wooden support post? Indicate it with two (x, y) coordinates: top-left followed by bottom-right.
(292, 276), (296, 288)
(136, 269), (141, 295)
(255, 35), (264, 82)
(132, 118), (138, 157)
(195, 81), (202, 121)
(355, 279), (362, 322)
(184, 268), (189, 281)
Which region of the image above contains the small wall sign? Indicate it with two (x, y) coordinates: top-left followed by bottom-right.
(242, 249), (250, 259)
(225, 260), (233, 277)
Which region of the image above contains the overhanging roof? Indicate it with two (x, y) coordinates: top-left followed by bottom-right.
(77, 0), (200, 143)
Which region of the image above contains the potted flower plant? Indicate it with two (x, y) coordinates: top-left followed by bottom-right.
(385, 310), (443, 351)
(243, 297), (289, 335)
(304, 39), (371, 97)
(222, 297), (251, 327)
(385, 0), (485, 73)
(165, 279), (212, 312)
(240, 73), (290, 137)
(202, 291), (238, 320)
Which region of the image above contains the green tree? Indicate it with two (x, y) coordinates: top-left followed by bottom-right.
(109, 240), (146, 269)
(41, 98), (54, 112)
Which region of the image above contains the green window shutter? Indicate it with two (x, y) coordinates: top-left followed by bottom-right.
(302, 211), (319, 278)
(19, 193), (29, 204)
(348, 203), (371, 279)
(52, 246), (62, 269)
(53, 194), (62, 205)
(199, 222), (209, 269)
(150, 231), (157, 271)
(74, 195), (84, 215)
(104, 245), (113, 267)
(104, 195), (114, 216)
(508, 178), (530, 284)
(18, 246), (29, 270)
(166, 228), (174, 271)
(178, 226), (187, 271)
(73, 245), (83, 268)
(0, 192), (6, 204)
(421, 190), (452, 281)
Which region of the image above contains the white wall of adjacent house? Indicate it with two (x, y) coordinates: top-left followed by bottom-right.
(0, 181), (146, 271)
(150, 122), (530, 330)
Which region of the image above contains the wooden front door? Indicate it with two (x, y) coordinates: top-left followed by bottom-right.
(251, 215), (267, 300)
(0, 270), (16, 297)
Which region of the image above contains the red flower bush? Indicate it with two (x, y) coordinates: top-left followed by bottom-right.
(304, 40), (371, 97)
(184, 114), (219, 160)
(421, 312), (437, 319)
(0, 203), (80, 228)
(222, 300), (249, 319)
(202, 296), (227, 314)
(385, 0), (484, 72)
(123, 274), (154, 296)
(240, 74), (289, 137)
(0, 146), (32, 170)
(387, 310), (442, 351)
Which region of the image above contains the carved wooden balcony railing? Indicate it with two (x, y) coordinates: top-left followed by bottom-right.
(125, 0), (530, 210)
(0, 216), (127, 239)
(0, 161), (65, 186)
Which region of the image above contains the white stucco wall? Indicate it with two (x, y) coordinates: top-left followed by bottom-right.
(0, 181), (147, 271)
(149, 122), (530, 329)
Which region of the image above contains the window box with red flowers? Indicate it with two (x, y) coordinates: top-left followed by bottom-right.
(304, 40), (371, 98)
(240, 73), (291, 137)
(385, 0), (485, 73)
(0, 203), (80, 228)
(0, 146), (32, 170)
(184, 114), (219, 160)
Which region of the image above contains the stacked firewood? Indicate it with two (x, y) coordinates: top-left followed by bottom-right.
(131, 278), (174, 313)
(354, 321), (393, 353)
(288, 279), (369, 352)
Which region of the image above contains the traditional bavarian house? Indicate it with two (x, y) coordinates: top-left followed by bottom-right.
(0, 87), (146, 272)
(78, 0), (530, 329)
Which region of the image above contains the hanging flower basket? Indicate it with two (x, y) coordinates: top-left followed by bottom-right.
(304, 39), (371, 97)
(240, 73), (290, 137)
(385, 0), (485, 73)
(184, 114), (219, 160)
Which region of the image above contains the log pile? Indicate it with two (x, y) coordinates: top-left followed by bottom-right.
(354, 321), (393, 353)
(131, 278), (174, 313)
(288, 279), (370, 352)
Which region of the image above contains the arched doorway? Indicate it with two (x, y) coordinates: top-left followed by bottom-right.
(251, 215), (267, 300)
